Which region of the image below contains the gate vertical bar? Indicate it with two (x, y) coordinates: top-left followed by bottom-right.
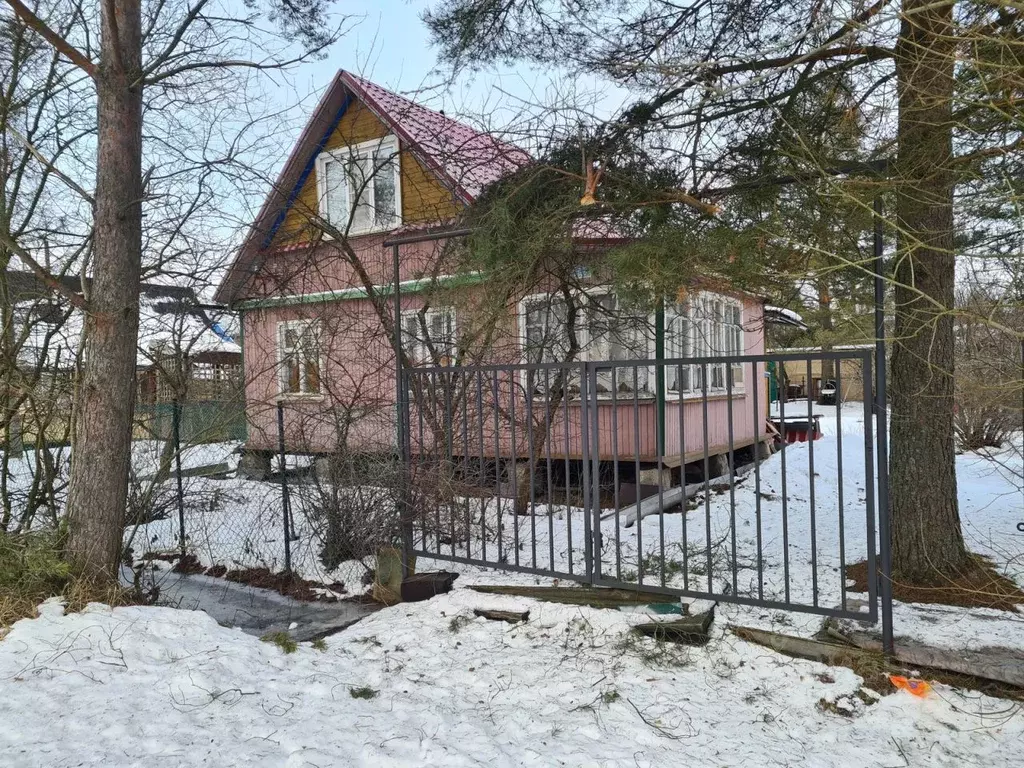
(873, 196), (894, 654)
(580, 362), (594, 581)
(276, 401), (292, 572)
(861, 355), (879, 618)
(590, 363), (603, 582)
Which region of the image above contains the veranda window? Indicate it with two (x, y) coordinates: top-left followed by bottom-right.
(665, 294), (744, 395)
(401, 307), (457, 364)
(520, 291), (650, 395)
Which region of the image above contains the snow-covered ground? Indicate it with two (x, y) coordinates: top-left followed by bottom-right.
(2, 406), (1023, 765)
(1, 593), (1022, 767)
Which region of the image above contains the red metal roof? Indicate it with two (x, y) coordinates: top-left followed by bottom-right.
(342, 72), (531, 203)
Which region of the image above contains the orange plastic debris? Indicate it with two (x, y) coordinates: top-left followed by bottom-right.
(889, 675), (932, 697)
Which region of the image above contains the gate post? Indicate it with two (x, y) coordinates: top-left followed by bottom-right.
(276, 401), (292, 573)
(392, 242), (415, 578)
(873, 196), (895, 655)
(172, 399), (186, 557)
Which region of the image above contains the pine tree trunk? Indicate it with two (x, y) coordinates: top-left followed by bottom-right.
(64, 0), (143, 584)
(889, 0), (970, 584)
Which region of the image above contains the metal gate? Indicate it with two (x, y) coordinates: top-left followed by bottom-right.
(400, 351), (892, 634)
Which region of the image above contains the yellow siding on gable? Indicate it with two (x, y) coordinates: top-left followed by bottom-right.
(274, 99), (461, 246)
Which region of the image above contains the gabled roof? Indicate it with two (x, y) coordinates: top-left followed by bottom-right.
(346, 73), (530, 202)
(214, 71), (531, 305)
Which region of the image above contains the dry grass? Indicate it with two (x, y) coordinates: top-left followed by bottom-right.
(846, 556), (1024, 613)
(0, 532), (70, 633)
(1, 532), (139, 637)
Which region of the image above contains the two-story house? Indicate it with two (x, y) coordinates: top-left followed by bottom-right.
(214, 71), (769, 489)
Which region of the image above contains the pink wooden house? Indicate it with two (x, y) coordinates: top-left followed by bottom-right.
(214, 71), (769, 491)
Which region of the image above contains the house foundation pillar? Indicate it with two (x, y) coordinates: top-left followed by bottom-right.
(237, 451), (271, 480)
(313, 455), (335, 483)
(637, 465), (673, 488)
(706, 453), (730, 481)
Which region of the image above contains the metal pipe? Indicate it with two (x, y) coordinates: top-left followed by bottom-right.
(873, 195), (895, 655)
(382, 227), (473, 247)
(172, 400), (186, 556)
(276, 402), (292, 572)
(655, 298), (666, 457)
(392, 242), (414, 578)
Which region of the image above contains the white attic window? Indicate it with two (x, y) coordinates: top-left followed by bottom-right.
(316, 135), (401, 236)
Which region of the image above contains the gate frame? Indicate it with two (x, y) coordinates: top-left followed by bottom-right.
(575, 352), (884, 626)
(385, 228), (895, 654)
(397, 351), (893, 634)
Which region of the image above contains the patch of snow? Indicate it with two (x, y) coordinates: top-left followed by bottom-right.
(1, 594), (1020, 766)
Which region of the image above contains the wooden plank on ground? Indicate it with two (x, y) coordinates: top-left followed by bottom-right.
(469, 585), (686, 610)
(827, 619), (1024, 688)
(473, 608), (529, 623)
(733, 624), (1024, 692)
(730, 625), (879, 665)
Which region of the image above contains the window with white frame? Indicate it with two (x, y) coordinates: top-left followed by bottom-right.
(278, 320), (322, 395)
(522, 295), (573, 365)
(520, 290), (650, 394)
(401, 307), (456, 364)
(316, 136), (400, 235)
(665, 299), (692, 393)
(666, 293), (744, 395)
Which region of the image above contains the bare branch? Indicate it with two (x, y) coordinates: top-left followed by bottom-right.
(4, 126), (95, 205)
(3, 0), (97, 78)
(0, 231), (89, 310)
(137, 0), (211, 82)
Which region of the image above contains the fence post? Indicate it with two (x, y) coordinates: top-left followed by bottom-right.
(873, 196), (895, 655)
(276, 401), (292, 572)
(392, 241), (415, 578)
(580, 362), (596, 583)
(172, 399), (186, 556)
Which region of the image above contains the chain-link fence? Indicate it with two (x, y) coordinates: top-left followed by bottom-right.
(126, 401), (398, 600)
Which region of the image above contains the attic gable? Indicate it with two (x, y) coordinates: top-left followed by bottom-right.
(214, 71), (531, 305)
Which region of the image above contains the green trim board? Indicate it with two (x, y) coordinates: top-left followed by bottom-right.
(234, 271), (486, 310)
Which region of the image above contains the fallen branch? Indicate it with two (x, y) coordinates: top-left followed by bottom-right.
(633, 604), (715, 646)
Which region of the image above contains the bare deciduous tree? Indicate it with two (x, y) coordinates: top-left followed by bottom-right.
(1, 0), (345, 584)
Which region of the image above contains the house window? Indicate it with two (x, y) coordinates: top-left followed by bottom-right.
(522, 295), (572, 364)
(726, 303), (745, 387)
(665, 300), (692, 394)
(278, 320), (322, 396)
(520, 290), (650, 394)
(666, 293), (744, 395)
(316, 136), (401, 236)
(401, 307), (456, 364)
